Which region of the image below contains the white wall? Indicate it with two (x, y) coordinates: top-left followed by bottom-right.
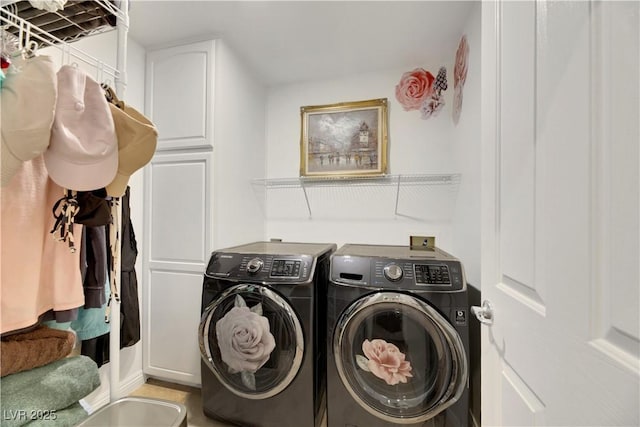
(451, 3), (482, 288)
(264, 64), (461, 249)
(43, 30), (147, 409)
(212, 40), (266, 251)
(449, 5), (482, 427)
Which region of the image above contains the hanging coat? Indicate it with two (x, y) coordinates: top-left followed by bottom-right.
(119, 186), (140, 347)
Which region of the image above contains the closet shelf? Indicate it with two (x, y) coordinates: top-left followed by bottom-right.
(252, 173), (462, 219)
(253, 173), (461, 188)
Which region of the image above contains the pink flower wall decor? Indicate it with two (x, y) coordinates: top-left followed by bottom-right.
(452, 34), (469, 125)
(395, 68), (435, 111)
(395, 66), (448, 121)
(356, 338), (413, 386)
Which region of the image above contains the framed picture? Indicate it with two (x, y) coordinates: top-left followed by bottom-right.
(300, 98), (388, 178)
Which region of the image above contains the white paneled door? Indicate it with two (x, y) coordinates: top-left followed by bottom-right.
(480, 1), (639, 426)
(143, 40), (216, 386)
(143, 151), (212, 386)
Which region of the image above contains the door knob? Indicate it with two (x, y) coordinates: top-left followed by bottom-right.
(471, 300), (494, 325)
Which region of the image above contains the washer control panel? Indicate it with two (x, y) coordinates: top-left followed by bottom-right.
(205, 252), (313, 283)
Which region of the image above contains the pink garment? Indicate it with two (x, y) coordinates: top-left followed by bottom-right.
(1, 155), (84, 334)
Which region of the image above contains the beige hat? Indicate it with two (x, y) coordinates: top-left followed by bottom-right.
(105, 96), (157, 197)
(44, 65), (118, 191)
(1, 55), (57, 187)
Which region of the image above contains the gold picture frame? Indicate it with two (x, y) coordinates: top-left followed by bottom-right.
(300, 98), (388, 178)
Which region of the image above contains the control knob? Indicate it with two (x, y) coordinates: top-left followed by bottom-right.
(246, 258), (264, 274)
(383, 263), (403, 282)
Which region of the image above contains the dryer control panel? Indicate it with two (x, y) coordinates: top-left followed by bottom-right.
(414, 264), (451, 285)
(270, 259), (302, 277)
(331, 256), (466, 291)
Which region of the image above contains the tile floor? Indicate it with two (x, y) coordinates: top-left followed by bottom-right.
(129, 378), (229, 427)
(129, 379), (328, 427)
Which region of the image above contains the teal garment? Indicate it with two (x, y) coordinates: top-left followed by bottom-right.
(71, 279), (110, 340)
(0, 69), (5, 89)
(45, 278), (110, 340)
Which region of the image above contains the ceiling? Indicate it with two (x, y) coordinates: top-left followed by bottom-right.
(127, 1), (476, 87)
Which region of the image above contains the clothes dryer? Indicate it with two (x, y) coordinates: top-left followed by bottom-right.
(199, 241), (336, 427)
(327, 244), (470, 427)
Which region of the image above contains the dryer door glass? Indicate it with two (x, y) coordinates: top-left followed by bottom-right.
(334, 292), (468, 424)
(199, 283), (304, 400)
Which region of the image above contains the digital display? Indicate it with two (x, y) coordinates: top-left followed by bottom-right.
(270, 259), (301, 277)
(415, 264), (451, 285)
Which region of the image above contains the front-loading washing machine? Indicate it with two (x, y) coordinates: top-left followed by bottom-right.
(327, 244), (470, 427)
(199, 241), (336, 427)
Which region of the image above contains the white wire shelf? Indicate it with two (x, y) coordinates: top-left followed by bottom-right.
(1, 0), (127, 46)
(252, 173), (462, 219)
(252, 173), (461, 188)
(1, 5), (122, 83)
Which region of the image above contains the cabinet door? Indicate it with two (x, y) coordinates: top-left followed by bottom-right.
(143, 151), (213, 385)
(145, 40), (215, 151)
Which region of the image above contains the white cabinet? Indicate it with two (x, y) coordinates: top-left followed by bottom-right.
(143, 151), (211, 385)
(145, 40), (214, 151)
(143, 41), (215, 386)
(142, 40), (266, 386)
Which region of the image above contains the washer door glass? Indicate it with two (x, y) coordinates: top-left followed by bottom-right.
(199, 283), (304, 400)
(334, 292), (468, 424)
